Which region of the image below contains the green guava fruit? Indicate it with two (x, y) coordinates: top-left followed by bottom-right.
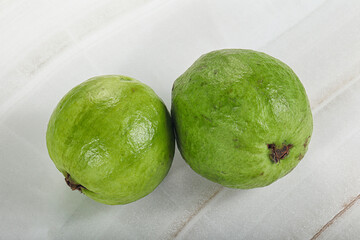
(171, 49), (313, 188)
(46, 75), (174, 205)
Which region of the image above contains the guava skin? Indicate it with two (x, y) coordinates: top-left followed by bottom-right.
(171, 49), (313, 189)
(46, 75), (175, 205)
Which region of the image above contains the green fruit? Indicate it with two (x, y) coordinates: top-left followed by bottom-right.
(46, 75), (174, 205)
(172, 49), (313, 188)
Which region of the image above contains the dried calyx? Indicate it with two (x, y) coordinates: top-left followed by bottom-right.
(65, 173), (85, 192)
(267, 143), (293, 164)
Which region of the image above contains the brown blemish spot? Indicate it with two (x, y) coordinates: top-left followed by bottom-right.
(233, 139), (240, 148)
(201, 114), (212, 122)
(229, 97), (237, 103)
(259, 172), (264, 176)
(65, 173), (85, 192)
(198, 64), (207, 70)
(131, 88), (136, 93)
(213, 69), (218, 75)
(304, 136), (310, 148)
(298, 153), (304, 161)
(267, 143), (293, 164)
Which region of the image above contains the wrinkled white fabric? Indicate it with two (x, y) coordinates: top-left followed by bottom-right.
(1, 0), (360, 239)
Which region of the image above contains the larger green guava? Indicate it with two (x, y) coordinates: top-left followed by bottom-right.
(172, 49), (313, 188)
(46, 75), (174, 205)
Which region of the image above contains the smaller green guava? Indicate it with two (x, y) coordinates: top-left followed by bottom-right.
(171, 49), (313, 189)
(46, 75), (174, 205)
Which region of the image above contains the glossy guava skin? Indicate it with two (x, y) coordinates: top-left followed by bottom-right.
(172, 49), (313, 189)
(46, 75), (174, 205)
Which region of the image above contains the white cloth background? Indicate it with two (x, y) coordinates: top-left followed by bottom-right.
(0, 0), (359, 239)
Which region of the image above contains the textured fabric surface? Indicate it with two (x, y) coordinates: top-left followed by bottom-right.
(1, 0), (359, 239)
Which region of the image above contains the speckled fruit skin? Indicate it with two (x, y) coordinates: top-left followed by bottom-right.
(46, 75), (174, 205)
(171, 49), (313, 189)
